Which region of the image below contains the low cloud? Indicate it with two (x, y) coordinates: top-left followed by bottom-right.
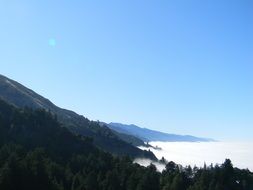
(138, 141), (253, 171)
(133, 158), (165, 172)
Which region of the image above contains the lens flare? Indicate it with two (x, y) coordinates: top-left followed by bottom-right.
(48, 38), (56, 47)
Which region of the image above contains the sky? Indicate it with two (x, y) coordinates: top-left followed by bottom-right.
(0, 0), (252, 141)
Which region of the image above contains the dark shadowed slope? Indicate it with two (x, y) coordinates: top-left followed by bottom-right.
(108, 123), (214, 142)
(0, 74), (156, 159)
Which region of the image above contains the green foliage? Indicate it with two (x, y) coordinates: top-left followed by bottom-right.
(0, 99), (252, 190)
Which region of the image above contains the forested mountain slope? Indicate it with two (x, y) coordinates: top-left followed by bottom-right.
(0, 92), (252, 190)
(0, 74), (155, 159)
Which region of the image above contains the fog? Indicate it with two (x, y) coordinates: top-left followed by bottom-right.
(133, 158), (166, 172)
(137, 141), (253, 172)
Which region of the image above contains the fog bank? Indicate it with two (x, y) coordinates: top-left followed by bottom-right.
(138, 141), (253, 171)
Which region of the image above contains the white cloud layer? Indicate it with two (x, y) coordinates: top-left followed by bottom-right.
(138, 141), (253, 171)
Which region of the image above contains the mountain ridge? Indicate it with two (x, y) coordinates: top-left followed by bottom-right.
(0, 74), (156, 160)
(107, 122), (214, 142)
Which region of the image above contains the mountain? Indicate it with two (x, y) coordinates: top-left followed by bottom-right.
(1, 98), (250, 190)
(0, 98), (160, 190)
(107, 123), (214, 142)
(99, 121), (147, 147)
(0, 74), (156, 159)
(0, 98), (98, 160)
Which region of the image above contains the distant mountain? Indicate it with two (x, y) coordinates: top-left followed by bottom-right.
(107, 123), (214, 142)
(99, 121), (147, 147)
(0, 74), (156, 160)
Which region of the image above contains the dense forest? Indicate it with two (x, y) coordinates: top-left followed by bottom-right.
(0, 99), (253, 190)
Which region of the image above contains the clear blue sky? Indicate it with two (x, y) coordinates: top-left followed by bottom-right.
(1, 0), (252, 141)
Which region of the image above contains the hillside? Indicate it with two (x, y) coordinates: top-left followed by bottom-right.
(0, 98), (159, 190)
(0, 74), (155, 159)
(108, 123), (214, 142)
(0, 99), (252, 190)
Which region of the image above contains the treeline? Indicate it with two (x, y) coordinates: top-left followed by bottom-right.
(0, 99), (252, 190)
(160, 159), (253, 190)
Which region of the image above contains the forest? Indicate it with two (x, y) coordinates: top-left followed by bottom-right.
(0, 98), (253, 190)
